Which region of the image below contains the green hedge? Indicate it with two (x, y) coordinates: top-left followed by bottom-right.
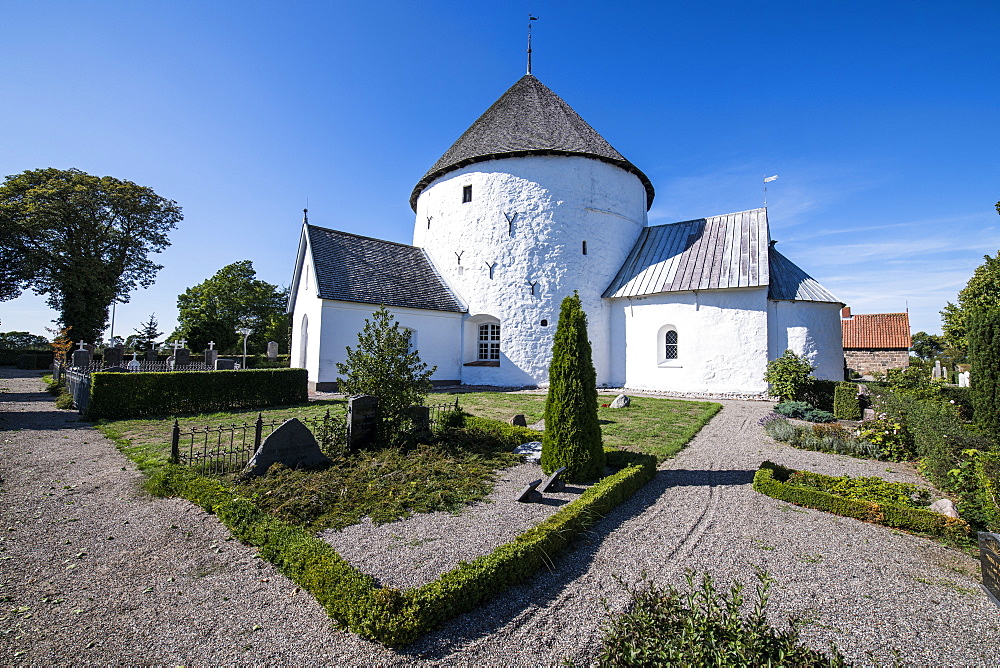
(801, 379), (838, 413)
(0, 347), (52, 366)
(752, 461), (970, 540)
(833, 382), (861, 420)
(17, 353), (54, 369)
(86, 368), (308, 420)
(147, 442), (657, 646)
(972, 451), (1000, 532)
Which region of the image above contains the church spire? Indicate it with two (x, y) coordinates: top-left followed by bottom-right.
(527, 14), (538, 75)
(303, 208), (309, 225)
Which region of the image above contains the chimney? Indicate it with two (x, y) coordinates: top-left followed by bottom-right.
(841, 306), (852, 319)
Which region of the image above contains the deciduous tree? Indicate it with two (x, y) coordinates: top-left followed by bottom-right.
(910, 331), (945, 361)
(0, 168), (181, 342)
(0, 331), (49, 349)
(541, 293), (605, 482)
(942, 249), (1000, 357)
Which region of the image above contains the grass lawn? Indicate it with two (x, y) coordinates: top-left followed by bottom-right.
(442, 391), (721, 460)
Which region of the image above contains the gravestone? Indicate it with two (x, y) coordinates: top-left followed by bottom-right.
(409, 405), (431, 432)
(205, 349), (218, 368)
(513, 441), (542, 463)
(959, 371), (970, 388)
(72, 341), (91, 368)
(145, 349), (158, 361)
(127, 353), (141, 372)
(538, 466), (567, 493)
(267, 341), (279, 360)
(104, 345), (124, 367)
(242, 418), (332, 478)
(933, 360), (942, 379)
(979, 532), (1000, 609)
(215, 358), (237, 370)
(347, 395), (379, 451)
(175, 348), (191, 366)
(509, 414), (528, 427)
(515, 479), (543, 503)
(610, 394), (631, 408)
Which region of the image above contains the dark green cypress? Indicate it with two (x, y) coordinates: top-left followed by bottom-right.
(968, 307), (1000, 441)
(541, 293), (605, 482)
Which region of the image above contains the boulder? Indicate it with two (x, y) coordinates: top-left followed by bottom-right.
(513, 441), (543, 463)
(242, 418), (332, 478)
(929, 498), (960, 519)
(509, 414), (528, 427)
(609, 394), (631, 408)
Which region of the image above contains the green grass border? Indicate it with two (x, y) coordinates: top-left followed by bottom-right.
(143, 444), (656, 646)
(752, 461), (970, 540)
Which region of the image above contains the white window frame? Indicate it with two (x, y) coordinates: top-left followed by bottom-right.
(478, 323), (500, 361)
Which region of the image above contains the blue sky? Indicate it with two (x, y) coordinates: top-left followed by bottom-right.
(2, 0), (997, 342)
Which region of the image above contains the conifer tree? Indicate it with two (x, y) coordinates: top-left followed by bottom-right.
(968, 307), (1000, 441)
(541, 293), (605, 482)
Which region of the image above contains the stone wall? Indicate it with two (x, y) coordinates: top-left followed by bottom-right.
(844, 348), (910, 376)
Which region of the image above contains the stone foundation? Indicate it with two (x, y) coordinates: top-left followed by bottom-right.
(844, 349), (909, 376)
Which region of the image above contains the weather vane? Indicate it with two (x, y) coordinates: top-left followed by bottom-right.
(527, 14), (538, 75)
(763, 174), (778, 206)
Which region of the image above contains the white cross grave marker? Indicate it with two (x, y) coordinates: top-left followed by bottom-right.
(207, 341), (215, 350)
(77, 341), (87, 351)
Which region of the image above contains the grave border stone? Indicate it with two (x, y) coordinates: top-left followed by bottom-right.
(515, 479), (543, 503)
(538, 466), (567, 493)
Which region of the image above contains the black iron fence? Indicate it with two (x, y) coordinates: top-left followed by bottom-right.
(62, 367), (91, 414)
(170, 398), (461, 475)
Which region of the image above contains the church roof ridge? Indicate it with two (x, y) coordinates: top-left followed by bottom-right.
(410, 74), (654, 211)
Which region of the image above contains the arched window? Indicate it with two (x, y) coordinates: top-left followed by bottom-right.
(478, 323), (500, 361)
(664, 329), (678, 360)
(298, 314), (309, 369)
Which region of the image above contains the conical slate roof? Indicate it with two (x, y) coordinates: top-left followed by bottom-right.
(410, 74), (654, 211)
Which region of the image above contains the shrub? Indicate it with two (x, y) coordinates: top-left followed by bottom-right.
(85, 368), (308, 419)
(858, 417), (915, 462)
(833, 382), (861, 420)
(788, 470), (930, 507)
(54, 391), (75, 410)
(801, 379), (838, 413)
(968, 308), (1000, 441)
(336, 306), (436, 446)
(774, 401), (836, 423)
(763, 350), (815, 402)
(541, 293), (605, 482)
(765, 416), (879, 459)
(595, 570), (845, 667)
(753, 462), (971, 540)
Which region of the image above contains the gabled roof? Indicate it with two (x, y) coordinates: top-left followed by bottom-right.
(603, 208), (842, 304)
(410, 74), (654, 211)
(768, 247), (842, 304)
(603, 209), (771, 297)
(302, 225), (466, 313)
(842, 313), (911, 349)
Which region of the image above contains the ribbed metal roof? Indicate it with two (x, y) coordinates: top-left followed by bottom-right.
(842, 313), (910, 349)
(767, 247), (842, 304)
(306, 225), (466, 313)
(410, 74), (654, 211)
(604, 209), (770, 298)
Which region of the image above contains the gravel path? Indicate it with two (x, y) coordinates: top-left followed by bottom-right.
(1, 367), (998, 665)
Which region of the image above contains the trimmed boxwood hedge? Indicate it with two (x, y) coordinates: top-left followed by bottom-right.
(752, 461), (970, 540)
(833, 382), (861, 420)
(147, 445), (657, 646)
(86, 368), (308, 420)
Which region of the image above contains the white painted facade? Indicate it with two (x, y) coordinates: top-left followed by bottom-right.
(768, 299), (845, 381)
(412, 156), (647, 387)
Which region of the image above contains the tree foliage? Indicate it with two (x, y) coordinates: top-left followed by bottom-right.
(910, 331), (945, 361)
(46, 326), (73, 364)
(335, 306), (435, 445)
(941, 250), (1000, 356)
(125, 313), (163, 352)
(541, 293), (605, 483)
(0, 168), (181, 342)
(0, 331), (49, 349)
(967, 307), (1000, 441)
(186, 319), (238, 354)
(763, 350), (815, 402)
(176, 260), (289, 353)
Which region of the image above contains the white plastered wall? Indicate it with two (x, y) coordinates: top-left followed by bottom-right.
(288, 237), (324, 385)
(413, 155), (648, 386)
(611, 288), (771, 394)
(767, 300), (845, 381)
(314, 301), (463, 387)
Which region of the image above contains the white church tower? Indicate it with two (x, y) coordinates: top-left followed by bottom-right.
(410, 73), (654, 386)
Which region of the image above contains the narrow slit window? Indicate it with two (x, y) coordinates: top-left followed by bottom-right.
(582, 240), (587, 255)
(462, 185), (472, 203)
(478, 323), (500, 361)
(664, 330), (678, 360)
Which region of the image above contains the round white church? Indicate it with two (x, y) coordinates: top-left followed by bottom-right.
(287, 73), (844, 394)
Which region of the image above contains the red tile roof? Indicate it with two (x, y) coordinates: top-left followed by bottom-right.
(842, 313), (911, 349)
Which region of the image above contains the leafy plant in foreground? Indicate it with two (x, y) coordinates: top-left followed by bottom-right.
(596, 569), (844, 667)
(763, 349), (815, 402)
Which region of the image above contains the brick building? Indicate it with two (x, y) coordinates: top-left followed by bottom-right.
(841, 308), (911, 376)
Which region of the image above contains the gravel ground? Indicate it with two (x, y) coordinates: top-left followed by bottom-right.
(1, 367), (998, 665)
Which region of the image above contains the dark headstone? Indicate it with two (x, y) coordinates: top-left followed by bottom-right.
(103, 346), (124, 367)
(72, 350), (91, 367)
(515, 479), (543, 503)
(509, 414), (528, 427)
(539, 466), (567, 493)
(347, 395), (379, 451)
(215, 358), (237, 370)
(174, 348), (191, 365)
(145, 349), (158, 361)
(980, 532), (1000, 609)
(242, 418), (332, 478)
(205, 349), (218, 368)
(409, 405), (431, 431)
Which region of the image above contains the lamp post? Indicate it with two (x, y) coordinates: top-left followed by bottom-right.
(238, 327), (252, 369)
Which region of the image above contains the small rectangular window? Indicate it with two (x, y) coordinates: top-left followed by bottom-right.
(462, 185), (472, 203)
(582, 240), (587, 255)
